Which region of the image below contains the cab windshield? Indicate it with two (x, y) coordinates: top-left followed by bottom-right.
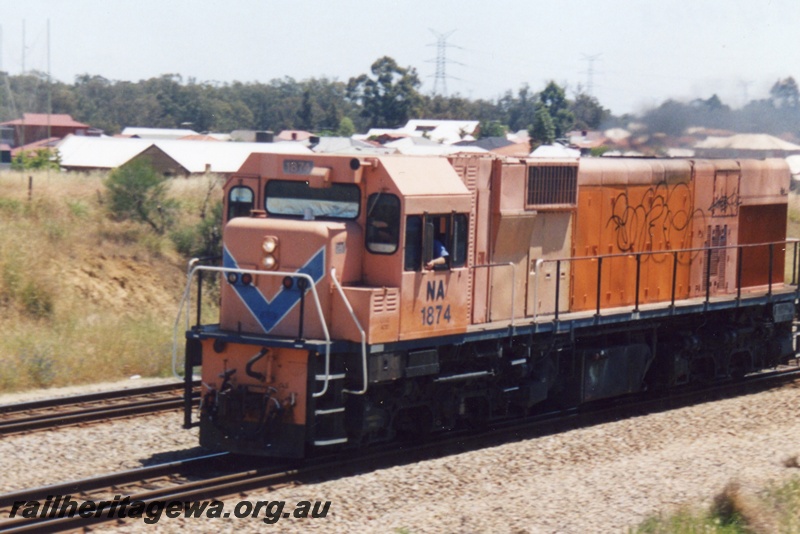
(265, 180), (360, 220)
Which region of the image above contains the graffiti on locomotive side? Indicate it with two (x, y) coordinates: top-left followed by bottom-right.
(708, 188), (740, 216)
(606, 180), (704, 257)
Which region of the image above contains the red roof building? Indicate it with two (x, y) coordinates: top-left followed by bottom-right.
(0, 113), (90, 147)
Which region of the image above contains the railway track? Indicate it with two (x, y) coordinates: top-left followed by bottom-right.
(0, 366), (797, 533)
(0, 381), (199, 436)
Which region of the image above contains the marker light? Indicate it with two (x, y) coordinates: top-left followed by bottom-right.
(282, 276), (293, 289)
(241, 273), (253, 285)
(226, 273), (239, 284)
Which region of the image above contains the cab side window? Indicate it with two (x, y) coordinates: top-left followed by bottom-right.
(366, 194), (400, 254)
(227, 186), (255, 221)
(404, 213), (468, 271)
(404, 216), (422, 271)
(451, 214), (468, 268)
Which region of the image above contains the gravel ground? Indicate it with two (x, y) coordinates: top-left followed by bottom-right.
(2, 381), (799, 533)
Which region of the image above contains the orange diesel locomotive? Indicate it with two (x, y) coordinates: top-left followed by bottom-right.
(179, 153), (797, 457)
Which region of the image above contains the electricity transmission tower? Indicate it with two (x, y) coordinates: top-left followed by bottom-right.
(581, 53), (602, 96)
(427, 29), (462, 97)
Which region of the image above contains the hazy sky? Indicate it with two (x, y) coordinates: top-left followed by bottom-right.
(2, 1), (799, 115)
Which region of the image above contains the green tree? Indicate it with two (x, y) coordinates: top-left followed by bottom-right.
(11, 148), (60, 171)
(570, 92), (609, 131)
(478, 120), (507, 138)
(337, 117), (356, 137)
(171, 200), (222, 259)
(504, 85), (538, 132)
(346, 56), (423, 128)
(529, 105), (555, 145)
(538, 81), (574, 139)
(770, 77), (800, 109)
(104, 160), (177, 235)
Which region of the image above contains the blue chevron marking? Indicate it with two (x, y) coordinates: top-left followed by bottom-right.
(223, 245), (326, 333)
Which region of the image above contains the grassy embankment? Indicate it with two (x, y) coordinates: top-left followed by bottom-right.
(0, 170), (221, 391)
(631, 476), (800, 533)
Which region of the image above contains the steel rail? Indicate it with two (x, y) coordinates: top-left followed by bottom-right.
(1, 367), (797, 533)
(0, 382), (199, 435)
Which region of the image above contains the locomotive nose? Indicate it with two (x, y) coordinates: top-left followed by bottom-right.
(219, 216), (362, 339)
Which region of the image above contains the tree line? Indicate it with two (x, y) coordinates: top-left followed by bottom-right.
(1, 56), (799, 144)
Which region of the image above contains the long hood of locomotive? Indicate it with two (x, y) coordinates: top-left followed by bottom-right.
(220, 216), (362, 339)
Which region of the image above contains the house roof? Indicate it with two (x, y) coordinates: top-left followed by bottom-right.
(151, 139), (311, 173)
(121, 127), (199, 140)
(180, 134), (222, 142)
(530, 144), (580, 158)
(277, 130), (314, 142)
(567, 130), (608, 149)
(57, 136), (312, 172)
(312, 137), (396, 155)
(384, 137), (487, 156)
(454, 136), (513, 150)
(695, 133), (800, 151)
(57, 135), (152, 169)
(358, 119), (480, 145)
(11, 137), (61, 156)
(785, 155), (800, 177)
(0, 113), (89, 128)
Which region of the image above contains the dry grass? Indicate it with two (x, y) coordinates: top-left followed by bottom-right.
(0, 169), (218, 391)
(631, 478), (800, 533)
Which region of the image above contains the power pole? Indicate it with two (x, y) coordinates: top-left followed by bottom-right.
(427, 29), (462, 97)
(738, 80), (753, 106)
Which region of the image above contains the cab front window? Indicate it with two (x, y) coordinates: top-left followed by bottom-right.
(227, 186), (255, 220)
(265, 180), (360, 220)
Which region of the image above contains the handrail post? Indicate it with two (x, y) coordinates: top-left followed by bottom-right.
(736, 245), (743, 302)
(595, 256), (603, 317)
(554, 260), (561, 322)
(184, 341), (194, 428)
(793, 241), (798, 286)
(768, 243), (774, 298)
(634, 253), (641, 313)
(705, 247), (712, 305)
(330, 267), (368, 395)
(196, 270), (203, 327)
(508, 261), (516, 332)
(297, 282), (306, 341)
(533, 259), (544, 323)
(173, 258), (200, 379)
(670, 251), (678, 308)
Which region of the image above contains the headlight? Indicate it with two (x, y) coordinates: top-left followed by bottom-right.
(261, 236), (279, 270)
(263, 237), (278, 253)
(263, 255), (277, 269)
